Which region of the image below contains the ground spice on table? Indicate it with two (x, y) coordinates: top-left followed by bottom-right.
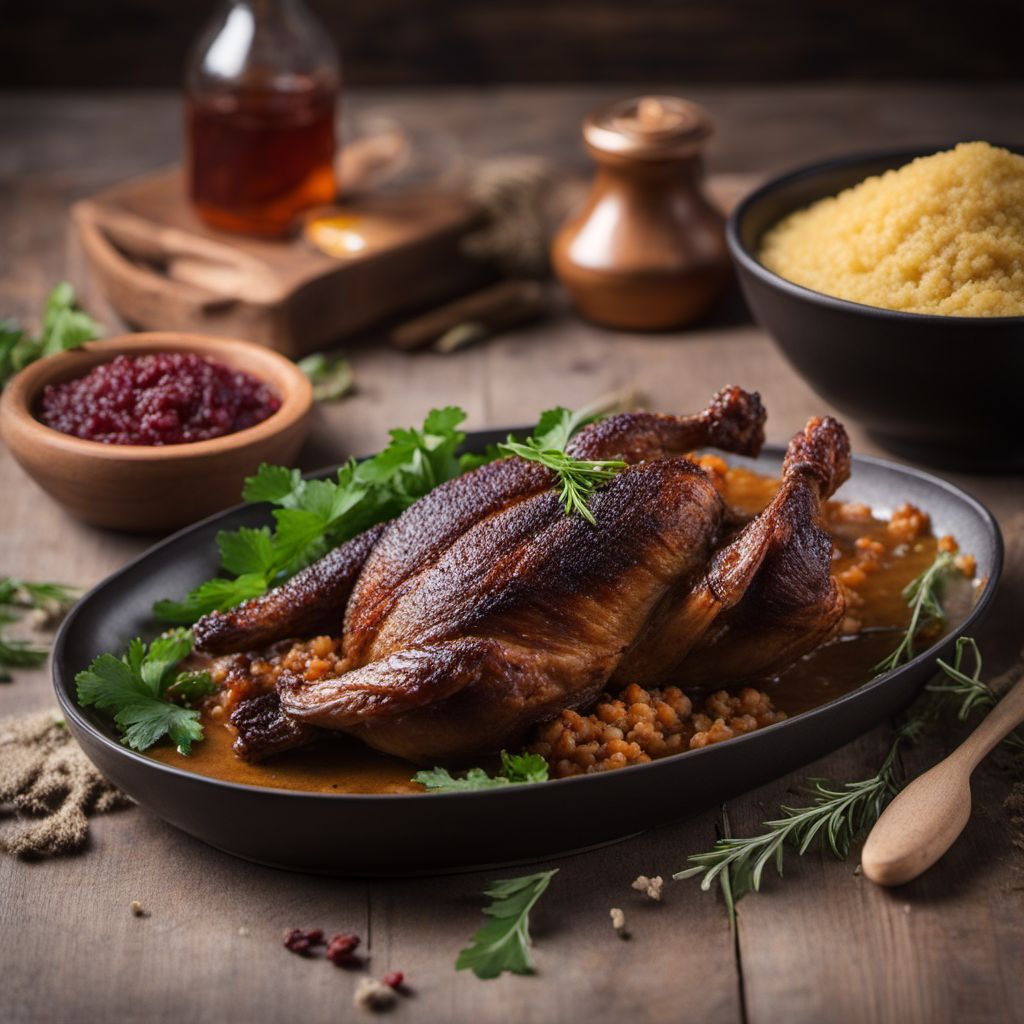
(0, 709), (130, 856)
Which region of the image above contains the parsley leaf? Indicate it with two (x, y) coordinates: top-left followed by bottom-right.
(75, 629), (212, 754)
(456, 870), (558, 979)
(414, 751), (549, 792)
(242, 464), (304, 505)
(155, 399), (617, 625)
(155, 408), (470, 624)
(0, 282), (102, 389)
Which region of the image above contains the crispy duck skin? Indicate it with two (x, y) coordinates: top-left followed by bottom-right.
(209, 387), (769, 762)
(275, 388), (772, 763)
(193, 523), (386, 656)
(196, 385), (766, 658)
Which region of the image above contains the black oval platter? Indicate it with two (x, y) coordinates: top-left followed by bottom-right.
(53, 430), (1003, 875)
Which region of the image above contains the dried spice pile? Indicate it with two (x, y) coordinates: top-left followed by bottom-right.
(0, 710), (130, 856)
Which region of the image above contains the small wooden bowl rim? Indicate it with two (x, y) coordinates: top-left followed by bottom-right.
(0, 332), (314, 463)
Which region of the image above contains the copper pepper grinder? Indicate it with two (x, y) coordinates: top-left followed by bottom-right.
(552, 96), (730, 331)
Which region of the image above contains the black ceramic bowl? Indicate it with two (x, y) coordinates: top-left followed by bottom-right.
(727, 146), (1024, 471)
(53, 432), (1002, 876)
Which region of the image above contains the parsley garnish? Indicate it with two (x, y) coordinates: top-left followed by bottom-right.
(155, 401), (625, 624)
(457, 869), (558, 979)
(75, 629), (216, 754)
(1, 282), (102, 389)
(414, 751), (549, 792)
(153, 407), (471, 624)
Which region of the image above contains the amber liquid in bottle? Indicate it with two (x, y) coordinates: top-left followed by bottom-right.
(187, 77), (336, 237)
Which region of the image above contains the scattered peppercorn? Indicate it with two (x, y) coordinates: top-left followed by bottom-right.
(283, 927), (325, 955)
(129, 900), (148, 917)
(381, 971), (405, 989)
(326, 931), (362, 967)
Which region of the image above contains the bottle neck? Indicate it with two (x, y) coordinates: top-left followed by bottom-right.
(187, 0), (339, 93)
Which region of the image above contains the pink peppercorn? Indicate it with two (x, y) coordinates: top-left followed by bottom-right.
(283, 927), (324, 955)
(382, 971), (405, 989)
(326, 932), (362, 966)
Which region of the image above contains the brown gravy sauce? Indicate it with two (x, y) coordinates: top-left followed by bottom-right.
(150, 464), (977, 794)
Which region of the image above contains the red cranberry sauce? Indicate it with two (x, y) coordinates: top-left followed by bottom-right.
(39, 352), (281, 446)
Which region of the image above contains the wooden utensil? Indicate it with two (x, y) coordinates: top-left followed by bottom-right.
(69, 168), (486, 358)
(861, 673), (1024, 886)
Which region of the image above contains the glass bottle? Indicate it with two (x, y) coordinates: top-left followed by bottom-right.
(184, 0), (341, 238)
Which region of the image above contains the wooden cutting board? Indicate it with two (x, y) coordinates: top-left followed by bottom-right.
(68, 168), (489, 357)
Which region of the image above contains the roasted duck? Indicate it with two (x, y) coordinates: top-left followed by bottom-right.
(194, 387), (851, 763)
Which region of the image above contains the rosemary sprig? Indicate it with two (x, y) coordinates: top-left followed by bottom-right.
(497, 440), (626, 525)
(874, 550), (956, 674)
(930, 636), (1024, 752)
(676, 632), (1023, 918)
(0, 577), (79, 680)
(673, 711), (922, 919)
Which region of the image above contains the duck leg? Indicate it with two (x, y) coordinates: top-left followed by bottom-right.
(613, 416), (851, 688)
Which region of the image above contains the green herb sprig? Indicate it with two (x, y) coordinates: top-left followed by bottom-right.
(297, 352), (354, 402)
(75, 629), (216, 754)
(0, 577), (79, 680)
(497, 440), (625, 525)
(414, 751), (549, 792)
(154, 407), (472, 623)
(484, 404), (627, 525)
(930, 636), (1024, 752)
(874, 550), (956, 674)
(1, 282), (102, 389)
(457, 870), (558, 979)
(676, 631), (1022, 920)
(673, 720), (917, 919)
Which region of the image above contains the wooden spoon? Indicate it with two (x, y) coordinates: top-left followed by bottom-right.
(861, 673), (1024, 886)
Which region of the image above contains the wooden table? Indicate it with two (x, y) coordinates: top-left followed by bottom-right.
(2, 86), (1023, 1024)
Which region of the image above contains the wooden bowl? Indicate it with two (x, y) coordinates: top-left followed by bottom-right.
(0, 332), (313, 532)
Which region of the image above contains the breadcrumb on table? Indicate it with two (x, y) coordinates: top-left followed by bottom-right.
(631, 875), (664, 901)
(354, 978), (397, 1012)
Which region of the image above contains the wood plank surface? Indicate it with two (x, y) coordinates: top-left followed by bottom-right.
(2, 85), (1023, 1024)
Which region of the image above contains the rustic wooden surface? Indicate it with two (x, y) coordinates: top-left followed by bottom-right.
(2, 86), (1023, 1024)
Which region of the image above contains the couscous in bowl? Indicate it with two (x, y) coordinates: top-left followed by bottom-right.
(728, 145), (1024, 471)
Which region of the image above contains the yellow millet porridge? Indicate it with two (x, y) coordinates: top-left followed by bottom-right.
(759, 142), (1024, 316)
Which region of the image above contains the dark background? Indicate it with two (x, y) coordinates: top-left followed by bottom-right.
(4, 0), (1022, 88)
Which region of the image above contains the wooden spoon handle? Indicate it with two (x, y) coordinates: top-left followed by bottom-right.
(860, 754), (972, 886)
(861, 673), (1024, 887)
(955, 672), (1024, 769)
